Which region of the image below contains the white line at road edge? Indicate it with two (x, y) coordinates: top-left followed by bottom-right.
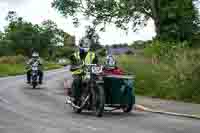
(134, 104), (200, 120)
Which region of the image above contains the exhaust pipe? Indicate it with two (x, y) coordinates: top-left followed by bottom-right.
(66, 95), (90, 109)
(66, 96), (81, 109)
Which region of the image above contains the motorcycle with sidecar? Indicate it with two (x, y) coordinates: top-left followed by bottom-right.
(65, 64), (135, 117)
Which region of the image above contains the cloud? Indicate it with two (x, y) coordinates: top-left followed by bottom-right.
(0, 0), (27, 5)
(0, 0), (156, 45)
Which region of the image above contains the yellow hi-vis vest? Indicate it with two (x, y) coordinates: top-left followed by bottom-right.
(71, 51), (95, 75)
(71, 52), (83, 75)
(84, 51), (95, 65)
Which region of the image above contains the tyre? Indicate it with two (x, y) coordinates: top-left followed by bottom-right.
(92, 84), (105, 117)
(32, 75), (37, 89)
(122, 88), (134, 113)
(71, 77), (82, 114)
(32, 84), (36, 89)
(32, 81), (37, 89)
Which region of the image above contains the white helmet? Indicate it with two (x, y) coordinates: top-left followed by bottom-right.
(106, 54), (116, 67)
(32, 52), (39, 58)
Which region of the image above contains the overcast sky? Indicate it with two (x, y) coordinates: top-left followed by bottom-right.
(0, 0), (156, 45)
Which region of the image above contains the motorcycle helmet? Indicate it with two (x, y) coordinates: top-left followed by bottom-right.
(79, 37), (91, 53)
(32, 52), (39, 61)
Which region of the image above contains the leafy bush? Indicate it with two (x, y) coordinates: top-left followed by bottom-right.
(55, 46), (74, 59)
(168, 49), (200, 102)
(97, 48), (106, 57)
(118, 47), (200, 103)
(44, 61), (63, 70)
(125, 50), (133, 55)
(0, 40), (14, 56)
(0, 55), (26, 64)
(144, 40), (189, 63)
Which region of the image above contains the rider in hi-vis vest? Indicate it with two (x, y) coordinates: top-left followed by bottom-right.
(69, 37), (98, 102)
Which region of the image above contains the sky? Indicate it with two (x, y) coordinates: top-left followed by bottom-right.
(0, 0), (156, 45)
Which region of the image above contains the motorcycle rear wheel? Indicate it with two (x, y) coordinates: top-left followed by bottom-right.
(71, 77), (82, 114)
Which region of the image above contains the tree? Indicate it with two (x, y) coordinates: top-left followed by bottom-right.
(0, 31), (3, 40)
(0, 40), (14, 56)
(0, 11), (74, 58)
(64, 32), (76, 47)
(3, 12), (54, 56)
(41, 20), (59, 45)
(160, 0), (200, 41)
(41, 19), (76, 57)
(52, 0), (199, 41)
(79, 25), (102, 50)
(55, 46), (75, 58)
(4, 15), (41, 56)
(52, 0), (154, 30)
(5, 11), (18, 22)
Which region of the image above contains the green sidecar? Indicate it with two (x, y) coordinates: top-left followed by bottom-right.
(103, 74), (135, 112)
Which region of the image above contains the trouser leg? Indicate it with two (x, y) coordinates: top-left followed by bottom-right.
(27, 70), (31, 83)
(72, 75), (82, 100)
(38, 70), (43, 83)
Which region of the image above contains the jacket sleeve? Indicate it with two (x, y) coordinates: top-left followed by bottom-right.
(27, 59), (32, 65)
(37, 58), (42, 65)
(26, 59), (32, 69)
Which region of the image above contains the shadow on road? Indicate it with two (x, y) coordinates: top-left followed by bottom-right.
(66, 110), (148, 119)
(21, 84), (47, 90)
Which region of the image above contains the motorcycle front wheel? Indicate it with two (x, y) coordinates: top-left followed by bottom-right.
(32, 82), (37, 89)
(91, 84), (105, 117)
(71, 77), (82, 113)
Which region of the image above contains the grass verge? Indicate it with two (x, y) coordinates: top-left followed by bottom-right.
(117, 54), (200, 104)
(0, 62), (63, 77)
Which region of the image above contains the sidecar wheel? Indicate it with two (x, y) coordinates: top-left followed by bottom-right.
(122, 89), (133, 113)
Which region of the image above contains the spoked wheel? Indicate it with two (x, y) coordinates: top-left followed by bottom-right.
(92, 85), (105, 117)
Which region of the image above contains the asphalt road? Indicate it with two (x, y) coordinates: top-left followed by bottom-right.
(0, 68), (199, 133)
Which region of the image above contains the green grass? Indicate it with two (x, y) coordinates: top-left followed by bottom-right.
(0, 56), (70, 77)
(0, 64), (25, 77)
(44, 62), (63, 70)
(0, 62), (63, 77)
(117, 54), (200, 104)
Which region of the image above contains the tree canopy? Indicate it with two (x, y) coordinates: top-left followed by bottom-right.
(52, 0), (200, 42)
(79, 25), (101, 50)
(0, 11), (75, 58)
